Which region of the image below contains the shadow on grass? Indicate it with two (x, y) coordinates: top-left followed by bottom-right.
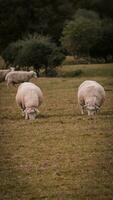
(1, 111), (112, 122)
(38, 113), (77, 119)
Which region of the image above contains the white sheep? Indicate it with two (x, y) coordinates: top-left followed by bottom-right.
(16, 82), (43, 120)
(0, 67), (14, 82)
(77, 80), (105, 116)
(5, 70), (37, 86)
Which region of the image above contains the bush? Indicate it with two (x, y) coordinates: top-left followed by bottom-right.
(48, 47), (65, 67)
(2, 34), (65, 76)
(1, 39), (26, 68)
(45, 69), (58, 77)
(72, 69), (83, 76)
(67, 69), (83, 77)
(61, 69), (83, 77)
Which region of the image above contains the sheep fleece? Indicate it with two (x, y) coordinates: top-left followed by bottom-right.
(5, 71), (35, 84)
(78, 80), (105, 108)
(16, 82), (43, 110)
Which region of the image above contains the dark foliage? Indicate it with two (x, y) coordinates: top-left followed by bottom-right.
(2, 35), (65, 75)
(0, 0), (113, 59)
(0, 0), (76, 51)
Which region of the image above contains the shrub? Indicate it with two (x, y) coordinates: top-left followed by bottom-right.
(73, 69), (83, 76)
(45, 68), (58, 77)
(2, 34), (65, 76)
(61, 69), (83, 77)
(66, 69), (83, 77)
(1, 41), (23, 67)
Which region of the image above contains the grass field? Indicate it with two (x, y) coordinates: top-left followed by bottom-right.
(0, 64), (113, 200)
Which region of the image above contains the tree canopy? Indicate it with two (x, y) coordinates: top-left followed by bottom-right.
(61, 10), (101, 57)
(2, 34), (65, 76)
(0, 0), (76, 50)
(0, 0), (113, 60)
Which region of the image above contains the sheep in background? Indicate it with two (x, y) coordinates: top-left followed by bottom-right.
(0, 67), (14, 82)
(5, 70), (37, 86)
(77, 80), (105, 116)
(16, 82), (43, 120)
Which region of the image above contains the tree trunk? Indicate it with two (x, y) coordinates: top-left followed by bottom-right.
(87, 49), (91, 64)
(45, 65), (48, 76)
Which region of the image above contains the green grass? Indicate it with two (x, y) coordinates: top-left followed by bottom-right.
(0, 64), (113, 200)
(58, 63), (113, 77)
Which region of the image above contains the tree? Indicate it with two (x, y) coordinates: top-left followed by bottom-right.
(74, 8), (100, 20)
(2, 40), (24, 67)
(76, 0), (113, 18)
(0, 0), (30, 51)
(2, 34), (65, 76)
(90, 19), (113, 60)
(0, 0), (76, 51)
(61, 9), (101, 58)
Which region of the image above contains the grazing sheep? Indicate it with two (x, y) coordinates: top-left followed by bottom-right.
(0, 67), (14, 82)
(78, 80), (105, 116)
(16, 82), (43, 120)
(5, 70), (37, 86)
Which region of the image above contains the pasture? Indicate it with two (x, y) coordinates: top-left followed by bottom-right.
(0, 64), (113, 200)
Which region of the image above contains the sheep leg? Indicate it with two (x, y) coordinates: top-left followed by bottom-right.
(20, 104), (25, 117)
(25, 112), (29, 120)
(88, 110), (91, 116)
(80, 106), (85, 115)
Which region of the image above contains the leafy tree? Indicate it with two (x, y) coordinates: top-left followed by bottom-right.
(90, 0), (113, 18)
(61, 10), (101, 58)
(1, 0), (113, 58)
(0, 0), (76, 51)
(1, 40), (24, 67)
(0, 0), (30, 51)
(90, 19), (113, 60)
(76, 0), (113, 18)
(74, 8), (100, 20)
(2, 34), (65, 76)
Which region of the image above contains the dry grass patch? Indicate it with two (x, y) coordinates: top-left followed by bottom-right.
(0, 71), (113, 200)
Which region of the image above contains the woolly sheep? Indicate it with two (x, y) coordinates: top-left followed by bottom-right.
(77, 80), (105, 116)
(0, 67), (14, 82)
(5, 70), (37, 86)
(16, 82), (43, 120)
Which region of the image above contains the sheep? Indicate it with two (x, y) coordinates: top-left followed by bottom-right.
(5, 70), (37, 86)
(77, 80), (105, 116)
(16, 82), (43, 120)
(0, 67), (14, 82)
